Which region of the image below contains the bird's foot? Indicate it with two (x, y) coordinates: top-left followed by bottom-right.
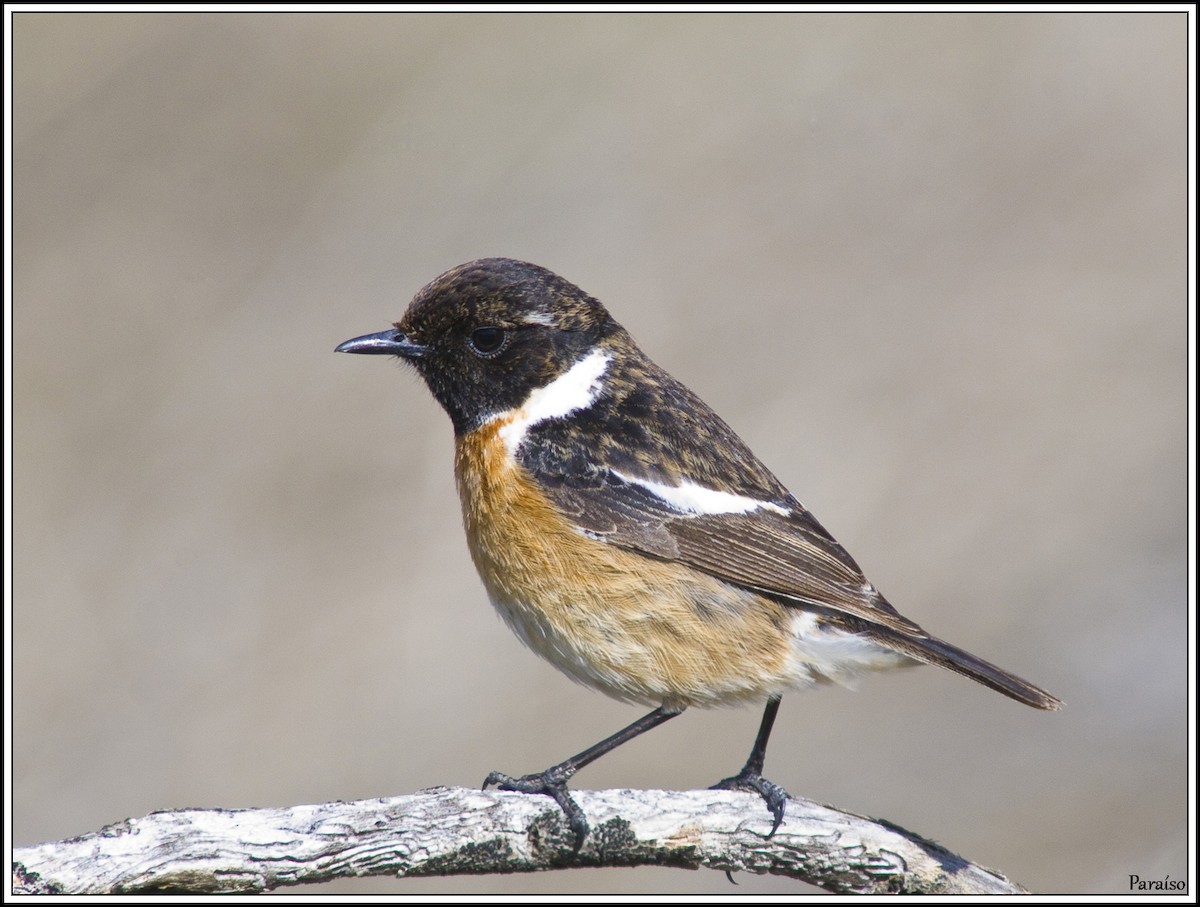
(710, 769), (790, 836)
(483, 767), (589, 849)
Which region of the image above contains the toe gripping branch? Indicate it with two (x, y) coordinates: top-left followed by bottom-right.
(709, 768), (790, 837)
(483, 765), (590, 848)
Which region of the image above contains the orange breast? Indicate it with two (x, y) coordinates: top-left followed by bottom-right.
(453, 419), (808, 708)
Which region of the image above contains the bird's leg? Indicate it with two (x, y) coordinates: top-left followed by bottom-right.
(710, 696), (790, 835)
(484, 704), (684, 848)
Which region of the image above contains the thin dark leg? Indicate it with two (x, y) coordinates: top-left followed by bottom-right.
(484, 704), (684, 848)
(743, 695), (781, 775)
(710, 696), (790, 836)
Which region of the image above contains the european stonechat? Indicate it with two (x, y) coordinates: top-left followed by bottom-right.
(337, 258), (1060, 845)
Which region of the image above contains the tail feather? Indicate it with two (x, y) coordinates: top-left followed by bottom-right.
(883, 631), (1062, 711)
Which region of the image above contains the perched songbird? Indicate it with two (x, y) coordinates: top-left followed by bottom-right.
(336, 258), (1060, 845)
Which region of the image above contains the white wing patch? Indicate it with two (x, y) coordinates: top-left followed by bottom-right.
(497, 348), (611, 453)
(612, 471), (791, 517)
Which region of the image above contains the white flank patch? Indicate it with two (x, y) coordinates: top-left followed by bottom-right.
(497, 349), (611, 452)
(788, 611), (911, 682)
(613, 471), (791, 517)
(791, 610), (822, 638)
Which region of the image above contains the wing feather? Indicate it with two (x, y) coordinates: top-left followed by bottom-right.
(541, 464), (927, 638)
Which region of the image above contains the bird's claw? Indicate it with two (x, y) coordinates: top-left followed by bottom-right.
(710, 769), (790, 836)
(484, 768), (589, 849)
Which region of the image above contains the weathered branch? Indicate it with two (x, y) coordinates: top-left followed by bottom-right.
(12, 786), (1029, 894)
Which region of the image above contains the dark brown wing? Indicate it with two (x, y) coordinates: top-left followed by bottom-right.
(528, 455), (928, 638)
(536, 468), (1061, 710)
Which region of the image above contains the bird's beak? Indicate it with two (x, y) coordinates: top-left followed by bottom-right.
(335, 328), (429, 359)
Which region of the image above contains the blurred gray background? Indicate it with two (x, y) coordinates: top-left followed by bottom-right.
(11, 11), (1187, 896)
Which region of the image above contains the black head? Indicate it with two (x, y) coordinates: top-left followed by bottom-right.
(337, 258), (623, 433)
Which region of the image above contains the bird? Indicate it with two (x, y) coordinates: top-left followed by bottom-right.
(336, 257), (1061, 846)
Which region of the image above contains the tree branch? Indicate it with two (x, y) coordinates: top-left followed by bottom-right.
(12, 786), (1029, 894)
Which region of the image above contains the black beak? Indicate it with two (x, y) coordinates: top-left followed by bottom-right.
(335, 328), (429, 359)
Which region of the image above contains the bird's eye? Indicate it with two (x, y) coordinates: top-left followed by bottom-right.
(469, 327), (508, 357)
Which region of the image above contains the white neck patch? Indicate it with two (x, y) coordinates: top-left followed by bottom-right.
(497, 348), (611, 453)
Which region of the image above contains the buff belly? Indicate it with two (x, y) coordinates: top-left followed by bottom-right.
(455, 423), (909, 709)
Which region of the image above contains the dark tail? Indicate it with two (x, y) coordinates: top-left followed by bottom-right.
(883, 631), (1062, 711)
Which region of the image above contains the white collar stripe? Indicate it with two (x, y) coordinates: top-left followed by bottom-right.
(497, 349), (611, 453)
